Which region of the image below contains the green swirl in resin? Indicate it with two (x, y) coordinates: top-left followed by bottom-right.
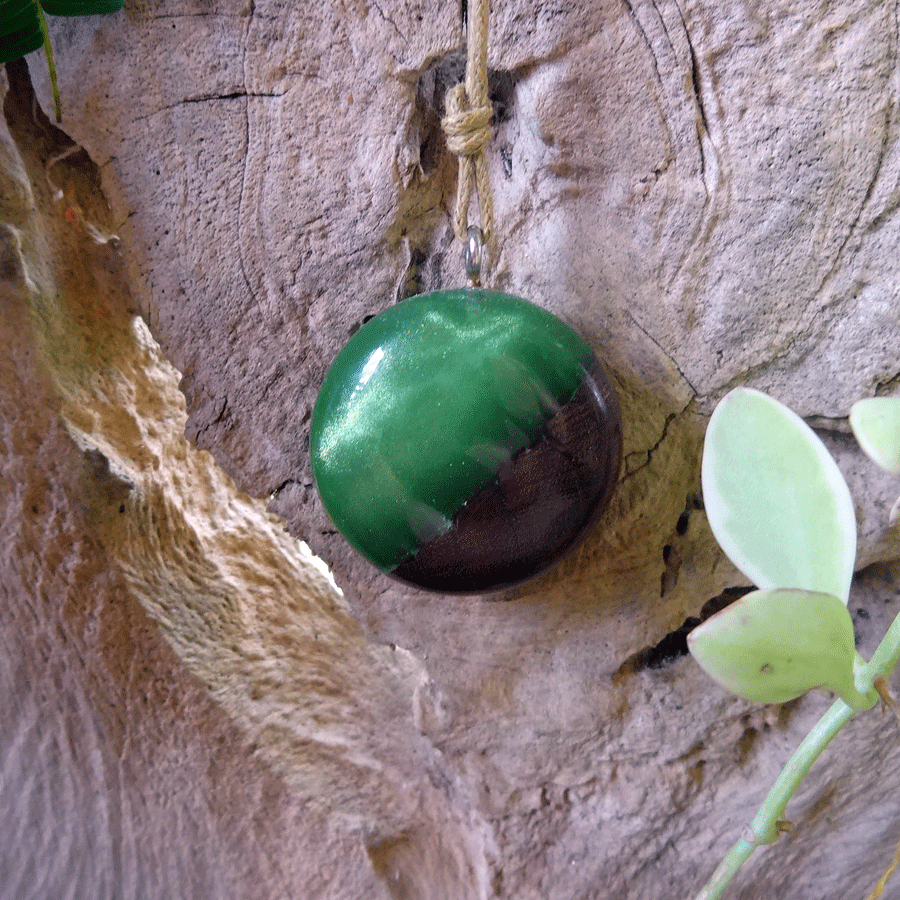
(310, 289), (595, 573)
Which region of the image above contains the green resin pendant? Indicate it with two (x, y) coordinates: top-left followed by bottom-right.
(310, 288), (622, 593)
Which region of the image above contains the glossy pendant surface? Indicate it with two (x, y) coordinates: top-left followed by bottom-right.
(310, 288), (622, 593)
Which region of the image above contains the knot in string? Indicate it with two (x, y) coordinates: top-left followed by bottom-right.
(442, 84), (492, 157)
(440, 0), (495, 257)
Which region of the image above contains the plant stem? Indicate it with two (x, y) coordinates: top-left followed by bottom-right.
(691, 606), (900, 900)
(36, 4), (62, 123)
(692, 699), (852, 900)
(863, 608), (900, 681)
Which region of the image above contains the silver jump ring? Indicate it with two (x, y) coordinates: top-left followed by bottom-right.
(465, 225), (483, 287)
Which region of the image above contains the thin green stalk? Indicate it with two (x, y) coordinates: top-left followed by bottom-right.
(692, 606), (900, 900)
(36, 4), (62, 123)
(693, 699), (852, 900)
(861, 608), (900, 682)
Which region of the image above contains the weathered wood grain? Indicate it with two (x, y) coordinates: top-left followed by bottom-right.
(3, 2), (900, 898)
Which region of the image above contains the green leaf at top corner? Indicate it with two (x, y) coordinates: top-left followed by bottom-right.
(687, 588), (869, 709)
(702, 388), (856, 602)
(39, 0), (123, 15)
(0, 22), (43, 64)
(0, 0), (43, 65)
(850, 397), (900, 475)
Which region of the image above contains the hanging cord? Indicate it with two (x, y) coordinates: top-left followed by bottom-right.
(441, 0), (495, 263)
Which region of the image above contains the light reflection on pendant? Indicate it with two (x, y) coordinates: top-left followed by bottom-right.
(310, 288), (622, 593)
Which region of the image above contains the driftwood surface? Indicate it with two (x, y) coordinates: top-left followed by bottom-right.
(2, 2), (900, 898)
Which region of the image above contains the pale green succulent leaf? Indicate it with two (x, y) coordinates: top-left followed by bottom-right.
(702, 388), (856, 602)
(687, 589), (867, 708)
(849, 397), (900, 475)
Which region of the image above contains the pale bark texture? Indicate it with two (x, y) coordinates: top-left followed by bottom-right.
(2, 2), (900, 899)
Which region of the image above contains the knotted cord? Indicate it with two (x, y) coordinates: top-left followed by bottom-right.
(441, 0), (495, 257)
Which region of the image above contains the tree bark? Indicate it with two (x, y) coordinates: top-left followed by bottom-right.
(2, 2), (899, 898)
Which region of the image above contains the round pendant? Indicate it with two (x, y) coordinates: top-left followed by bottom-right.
(310, 288), (622, 593)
